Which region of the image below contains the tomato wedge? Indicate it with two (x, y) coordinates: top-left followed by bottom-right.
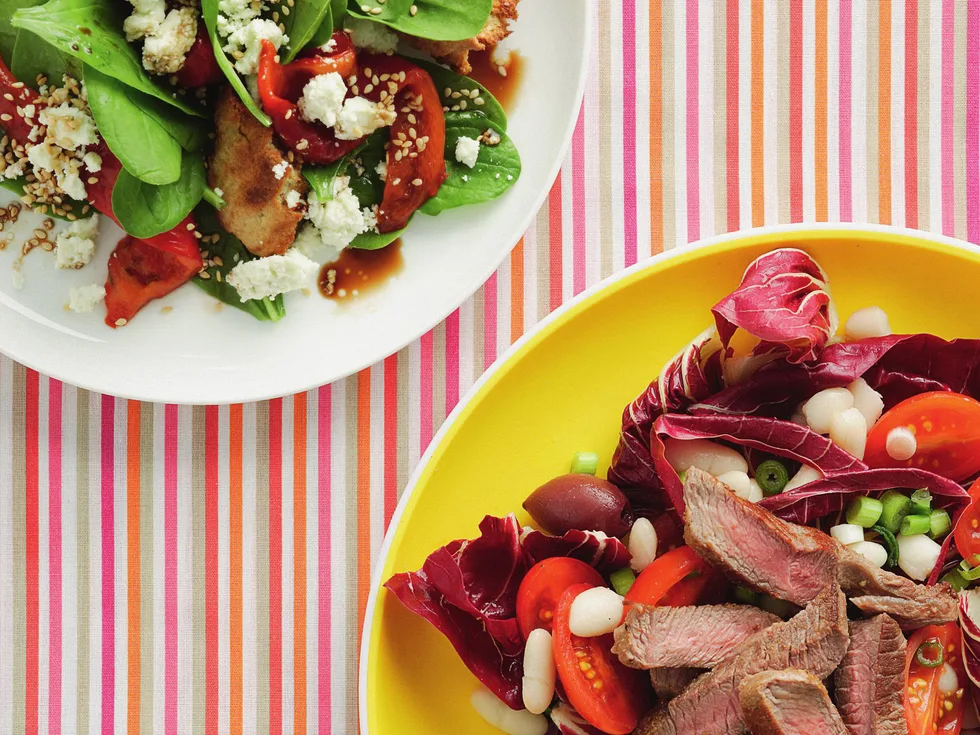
(905, 623), (966, 734)
(625, 546), (713, 607)
(865, 392), (980, 482)
(553, 583), (652, 734)
(516, 557), (603, 639)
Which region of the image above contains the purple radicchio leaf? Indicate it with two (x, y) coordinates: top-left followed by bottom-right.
(758, 467), (970, 525)
(521, 527), (631, 573)
(711, 248), (838, 364)
(651, 413), (867, 515)
(550, 702), (608, 735)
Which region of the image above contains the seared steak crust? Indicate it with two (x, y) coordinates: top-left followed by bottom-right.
(739, 669), (849, 735)
(834, 616), (906, 735)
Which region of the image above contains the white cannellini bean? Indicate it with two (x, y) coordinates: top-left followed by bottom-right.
(847, 378), (885, 428)
(885, 427), (917, 461)
(896, 533), (942, 581)
(471, 688), (549, 735)
(663, 438), (749, 477)
(784, 464), (823, 492)
(628, 518), (658, 573)
(938, 663), (960, 695)
(521, 630), (556, 715)
(849, 541), (888, 568)
(802, 388), (855, 434)
(746, 479), (764, 504)
(844, 306), (892, 341)
(830, 524), (865, 546)
(568, 587), (624, 638)
(716, 470), (751, 497)
(830, 408), (868, 459)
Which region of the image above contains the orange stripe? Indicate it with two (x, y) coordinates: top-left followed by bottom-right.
(878, 0), (892, 224)
(751, 0), (765, 227)
(649, 0), (663, 254)
(510, 238), (524, 343)
(292, 393), (307, 735)
(356, 370), (372, 631)
(127, 401), (141, 734)
(229, 404), (243, 735)
(815, 0), (828, 221)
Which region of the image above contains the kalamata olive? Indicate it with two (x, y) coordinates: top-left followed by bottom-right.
(523, 474), (634, 537)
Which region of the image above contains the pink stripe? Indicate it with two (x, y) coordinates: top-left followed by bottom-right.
(968, 0), (979, 243)
(571, 109), (586, 295)
(317, 386), (331, 734)
(48, 379), (62, 735)
(164, 404), (178, 735)
(420, 331), (434, 451)
(686, 0), (700, 240)
(941, 0), (955, 236)
(838, 0), (853, 222)
(621, 0), (638, 265)
(100, 394), (114, 735)
(482, 273), (497, 371)
(444, 309), (460, 417)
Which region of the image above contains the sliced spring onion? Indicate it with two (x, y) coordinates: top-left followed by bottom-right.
(734, 586), (759, 605)
(900, 513), (932, 537)
(870, 524), (900, 568)
(915, 640), (945, 668)
(941, 568), (969, 592)
(929, 509), (952, 539)
(755, 460), (790, 496)
(879, 490), (911, 533)
(846, 496), (884, 528)
(570, 451), (599, 476)
(910, 488), (933, 516)
(959, 559), (980, 582)
(609, 568), (636, 596)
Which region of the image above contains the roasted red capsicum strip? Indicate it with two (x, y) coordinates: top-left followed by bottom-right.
(175, 29), (224, 88)
(0, 56), (202, 326)
(257, 33), (362, 164)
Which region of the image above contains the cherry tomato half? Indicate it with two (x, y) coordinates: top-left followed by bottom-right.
(516, 557), (604, 639)
(865, 392), (980, 482)
(625, 546), (712, 607)
(553, 583), (652, 734)
(904, 622), (966, 735)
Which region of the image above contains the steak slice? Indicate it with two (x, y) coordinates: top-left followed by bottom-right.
(682, 469), (957, 628)
(833, 616), (906, 735)
(649, 668), (701, 701)
(635, 584), (849, 735)
(613, 604), (780, 669)
(739, 669), (848, 735)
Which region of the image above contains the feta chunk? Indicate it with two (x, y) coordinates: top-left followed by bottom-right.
(375, 159), (387, 181)
(344, 16), (398, 54)
(226, 18), (287, 76)
(123, 0), (166, 40)
(142, 7), (198, 75)
(57, 163), (88, 202)
(69, 283), (106, 313)
(55, 214), (99, 269)
(334, 97), (395, 140)
(298, 72), (347, 128)
(2, 159), (26, 180)
(38, 103), (98, 151)
(284, 190), (302, 209)
(226, 249), (319, 302)
(454, 136), (480, 168)
(305, 177), (371, 248)
(272, 160), (289, 180)
(83, 151), (102, 172)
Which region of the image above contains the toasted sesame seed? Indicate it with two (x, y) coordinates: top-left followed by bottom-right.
(285, 108), (293, 119)
(451, 91), (461, 99)
(360, 3), (370, 9)
(2, 94), (11, 102)
(459, 100), (467, 110)
(281, 5), (289, 15)
(443, 87), (452, 97)
(364, 67), (373, 78)
(364, 84), (374, 93)
(412, 178), (422, 186)
(115, 318), (128, 326)
(370, 6), (382, 13)
(475, 97), (485, 105)
(186, 222), (196, 231)
(199, 271), (211, 280)
(409, 4), (417, 14)
(0, 114), (11, 122)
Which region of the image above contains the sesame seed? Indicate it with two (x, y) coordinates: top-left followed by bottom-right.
(364, 67), (373, 78)
(370, 6), (382, 13)
(451, 91), (461, 99)
(475, 97), (485, 105)
(186, 222), (196, 231)
(364, 84), (374, 93)
(2, 94), (11, 101)
(199, 271), (211, 280)
(115, 318), (128, 326)
(410, 4), (417, 14)
(443, 87), (452, 97)
(459, 100), (467, 109)
(360, 3), (370, 9)
(412, 178), (422, 186)
(285, 109), (293, 119)
(0, 114), (11, 122)
(394, 150), (403, 161)
(296, 139), (309, 150)
(161, 306), (173, 314)
(281, 5), (289, 15)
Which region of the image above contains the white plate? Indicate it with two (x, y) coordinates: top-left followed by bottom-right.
(0, 0), (590, 404)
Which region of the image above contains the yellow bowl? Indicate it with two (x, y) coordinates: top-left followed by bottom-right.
(359, 225), (980, 734)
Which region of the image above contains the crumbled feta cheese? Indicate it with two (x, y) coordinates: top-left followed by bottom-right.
(345, 16), (399, 54)
(319, 38), (337, 53)
(226, 249), (319, 301)
(225, 18), (287, 76)
(454, 136), (480, 168)
(245, 73), (261, 101)
(38, 103), (98, 151)
(57, 164), (88, 202)
(11, 270), (24, 290)
(142, 7), (198, 75)
(83, 151), (102, 172)
(27, 142), (88, 200)
(375, 159), (387, 181)
(123, 0), (166, 40)
(334, 97), (396, 140)
(68, 283), (106, 313)
(285, 190), (302, 209)
(2, 160), (26, 180)
(298, 72), (347, 128)
(55, 214), (99, 269)
(272, 160), (289, 180)
(361, 206), (378, 233)
(305, 177), (372, 248)
(291, 222), (339, 261)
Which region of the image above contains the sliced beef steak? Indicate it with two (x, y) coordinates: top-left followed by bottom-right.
(682, 469), (957, 628)
(613, 604), (780, 669)
(649, 668), (701, 701)
(833, 616), (906, 735)
(635, 584), (849, 735)
(738, 669), (848, 735)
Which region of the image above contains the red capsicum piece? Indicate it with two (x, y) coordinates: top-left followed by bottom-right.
(257, 33), (362, 164)
(174, 29), (224, 88)
(0, 56), (203, 326)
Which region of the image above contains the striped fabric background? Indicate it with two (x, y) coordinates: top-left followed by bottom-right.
(2, 0), (979, 732)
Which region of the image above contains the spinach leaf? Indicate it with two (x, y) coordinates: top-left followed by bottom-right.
(0, 178), (71, 219)
(411, 57), (507, 130)
(303, 156), (347, 201)
(420, 111), (520, 216)
(200, 0), (272, 126)
(350, 227), (402, 250)
(11, 0), (205, 117)
(2, 0), (75, 84)
(307, 2), (338, 50)
(331, 0), (347, 32)
(281, 0), (331, 63)
(193, 203), (286, 321)
(112, 151), (206, 238)
(303, 129), (387, 202)
(346, 0), (491, 42)
(85, 66), (183, 185)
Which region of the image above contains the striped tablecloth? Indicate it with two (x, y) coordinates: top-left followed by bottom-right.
(2, 1), (979, 733)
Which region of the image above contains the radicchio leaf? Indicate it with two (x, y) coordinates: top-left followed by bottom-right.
(521, 528), (631, 573)
(711, 248), (838, 364)
(550, 702), (608, 735)
(758, 468), (970, 525)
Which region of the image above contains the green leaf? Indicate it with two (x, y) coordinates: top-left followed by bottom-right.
(0, 178), (72, 219)
(420, 111), (520, 216)
(303, 129), (387, 202)
(112, 151), (206, 237)
(331, 0), (347, 31)
(411, 57), (507, 130)
(303, 156), (347, 201)
(12, 0), (205, 117)
(192, 203), (286, 321)
(307, 3), (335, 50)
(350, 227), (402, 250)
(281, 0), (331, 63)
(2, 0), (75, 84)
(200, 0), (272, 126)
(85, 66), (182, 185)
(346, 0), (492, 42)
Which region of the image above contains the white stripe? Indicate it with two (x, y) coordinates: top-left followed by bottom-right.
(929, 0), (943, 234)
(217, 406), (231, 735)
(582, 31), (604, 280)
(560, 159), (574, 302)
(632, 0), (652, 260)
(305, 390), (319, 731)
(851, 0), (868, 223)
(60, 383), (78, 735)
(242, 402), (257, 735)
(802, 0), (817, 222)
(699, 0), (715, 238)
(37, 378), (50, 735)
(114, 398), (128, 735)
(496, 257), (511, 356)
(891, 0), (906, 227)
(763, 0), (778, 224)
(329, 382), (348, 732)
(458, 295), (475, 408)
(827, 0), (841, 221)
(522, 224), (537, 332)
(673, 0), (688, 245)
(177, 405), (194, 734)
(280, 398), (295, 735)
(152, 404), (167, 735)
(407, 340), (421, 469)
(0, 359), (13, 732)
(87, 394), (102, 734)
(607, 0), (626, 265)
(738, 0), (752, 228)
